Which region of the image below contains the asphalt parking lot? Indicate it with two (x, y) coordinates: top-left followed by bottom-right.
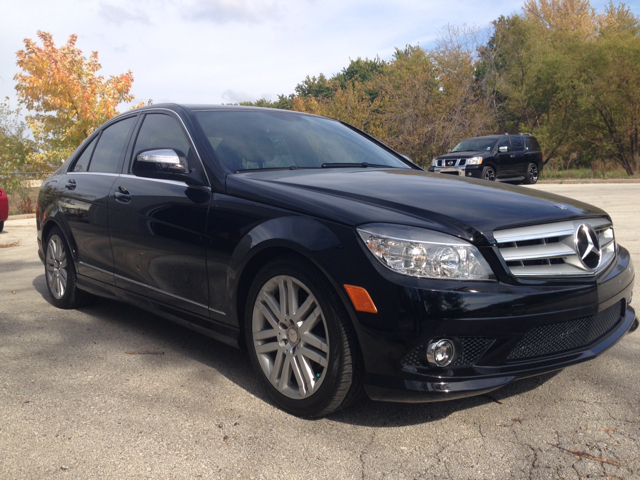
(1, 183), (639, 479)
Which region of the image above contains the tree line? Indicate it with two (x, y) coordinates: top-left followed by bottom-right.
(243, 0), (640, 175)
(2, 0), (639, 188)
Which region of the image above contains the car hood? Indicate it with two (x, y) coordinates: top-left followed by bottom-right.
(437, 151), (491, 159)
(226, 169), (606, 245)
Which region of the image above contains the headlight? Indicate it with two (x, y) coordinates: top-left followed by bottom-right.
(431, 159), (438, 167)
(357, 224), (495, 280)
(466, 157), (483, 165)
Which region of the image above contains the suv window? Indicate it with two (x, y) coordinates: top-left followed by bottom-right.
(71, 136), (98, 172)
(132, 114), (192, 168)
(511, 136), (524, 151)
(529, 137), (541, 152)
(89, 117), (137, 173)
(497, 137), (511, 152)
(524, 137), (533, 151)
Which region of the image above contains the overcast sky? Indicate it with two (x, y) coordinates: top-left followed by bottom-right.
(1, 0), (638, 109)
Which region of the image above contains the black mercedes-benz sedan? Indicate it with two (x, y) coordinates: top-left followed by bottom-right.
(36, 105), (637, 417)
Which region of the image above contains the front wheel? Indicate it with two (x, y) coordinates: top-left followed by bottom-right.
(44, 227), (86, 309)
(245, 256), (363, 417)
(523, 163), (539, 184)
(481, 166), (496, 181)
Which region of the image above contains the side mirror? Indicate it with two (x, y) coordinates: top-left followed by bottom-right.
(135, 149), (186, 173)
(132, 149), (206, 187)
(499, 146), (509, 153)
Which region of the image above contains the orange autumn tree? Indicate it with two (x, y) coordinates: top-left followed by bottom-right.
(14, 31), (144, 168)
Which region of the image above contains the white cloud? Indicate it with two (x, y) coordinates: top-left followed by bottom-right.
(99, 2), (152, 24)
(221, 89), (259, 103)
(182, 0), (281, 24)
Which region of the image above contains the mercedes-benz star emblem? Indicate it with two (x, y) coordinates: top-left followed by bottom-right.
(575, 224), (601, 269)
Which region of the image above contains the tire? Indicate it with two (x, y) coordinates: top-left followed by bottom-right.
(481, 166), (496, 181)
(44, 227), (86, 309)
(0, 221), (4, 233)
(523, 162), (539, 185)
(245, 256), (363, 417)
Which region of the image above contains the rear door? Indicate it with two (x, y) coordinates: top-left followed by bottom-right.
(60, 116), (137, 284)
(108, 112), (211, 318)
(510, 136), (526, 175)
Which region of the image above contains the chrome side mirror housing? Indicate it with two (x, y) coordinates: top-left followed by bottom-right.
(498, 146), (509, 153)
(136, 149), (186, 172)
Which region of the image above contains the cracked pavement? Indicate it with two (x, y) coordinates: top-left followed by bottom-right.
(1, 184), (639, 479)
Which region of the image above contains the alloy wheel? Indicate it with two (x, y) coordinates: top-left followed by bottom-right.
(46, 234), (68, 300)
(529, 164), (539, 183)
(251, 275), (330, 400)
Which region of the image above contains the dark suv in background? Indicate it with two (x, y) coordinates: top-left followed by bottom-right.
(429, 134), (543, 184)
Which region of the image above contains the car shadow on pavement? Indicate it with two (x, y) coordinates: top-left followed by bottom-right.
(31, 274), (561, 426)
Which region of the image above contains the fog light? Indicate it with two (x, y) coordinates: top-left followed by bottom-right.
(467, 172), (472, 176)
(426, 339), (455, 367)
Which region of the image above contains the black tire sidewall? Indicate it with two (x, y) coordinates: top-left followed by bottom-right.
(244, 257), (350, 417)
(524, 162), (539, 184)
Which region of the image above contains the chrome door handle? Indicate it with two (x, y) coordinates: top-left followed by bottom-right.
(114, 186), (131, 203)
(65, 179), (77, 190)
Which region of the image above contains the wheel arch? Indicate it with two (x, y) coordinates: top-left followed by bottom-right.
(230, 216), (360, 352)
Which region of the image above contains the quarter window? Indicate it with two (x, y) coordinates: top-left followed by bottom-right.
(89, 117), (137, 173)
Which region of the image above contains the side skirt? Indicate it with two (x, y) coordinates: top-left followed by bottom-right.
(76, 274), (241, 348)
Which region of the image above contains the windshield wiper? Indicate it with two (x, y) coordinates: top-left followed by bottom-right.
(321, 162), (398, 169)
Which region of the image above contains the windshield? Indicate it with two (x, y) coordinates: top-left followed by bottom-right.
(193, 110), (410, 171)
(450, 138), (498, 153)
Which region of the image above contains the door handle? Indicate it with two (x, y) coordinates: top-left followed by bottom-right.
(65, 179), (77, 190)
(114, 186), (132, 203)
(510, 155), (515, 158)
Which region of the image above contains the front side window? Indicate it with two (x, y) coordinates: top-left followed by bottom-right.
(194, 110), (410, 171)
(132, 114), (192, 168)
(497, 137), (511, 152)
(89, 117), (137, 173)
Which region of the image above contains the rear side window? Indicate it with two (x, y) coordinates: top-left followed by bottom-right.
(89, 117), (137, 173)
(71, 136), (98, 172)
(511, 136), (524, 151)
(132, 114), (192, 166)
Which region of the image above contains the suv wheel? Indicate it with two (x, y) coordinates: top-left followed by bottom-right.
(481, 166), (496, 181)
(45, 227), (86, 309)
(245, 256), (363, 417)
(524, 163), (539, 185)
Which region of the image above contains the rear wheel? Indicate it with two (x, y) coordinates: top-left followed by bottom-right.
(45, 227), (86, 309)
(245, 256), (363, 417)
(523, 163), (539, 184)
(481, 166), (496, 181)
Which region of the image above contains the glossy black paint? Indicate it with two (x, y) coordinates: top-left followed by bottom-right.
(37, 105), (636, 404)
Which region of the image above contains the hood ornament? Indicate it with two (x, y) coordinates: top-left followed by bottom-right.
(575, 224), (602, 270)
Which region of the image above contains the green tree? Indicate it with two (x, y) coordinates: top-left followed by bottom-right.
(0, 98), (36, 193)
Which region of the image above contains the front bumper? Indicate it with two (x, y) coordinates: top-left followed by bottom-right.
(428, 165), (482, 178)
(316, 238), (636, 404)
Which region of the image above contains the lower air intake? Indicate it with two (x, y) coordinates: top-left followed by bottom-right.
(507, 302), (623, 361)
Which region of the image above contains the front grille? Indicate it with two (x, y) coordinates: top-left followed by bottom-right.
(494, 218), (615, 277)
(401, 337), (494, 368)
(506, 302), (623, 361)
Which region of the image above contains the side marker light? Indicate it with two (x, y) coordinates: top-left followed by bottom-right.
(343, 285), (378, 313)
